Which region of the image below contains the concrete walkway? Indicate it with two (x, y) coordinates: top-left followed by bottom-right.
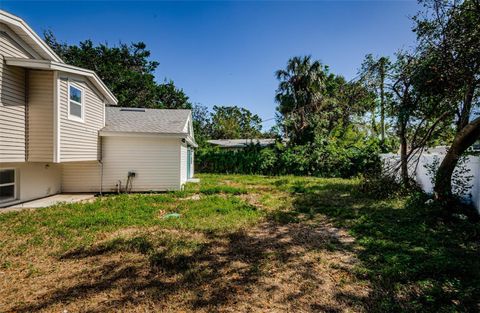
(1, 194), (96, 213)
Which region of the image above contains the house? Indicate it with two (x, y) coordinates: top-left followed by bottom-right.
(0, 10), (196, 208)
(207, 138), (276, 150)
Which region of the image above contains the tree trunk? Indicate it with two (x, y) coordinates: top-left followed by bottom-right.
(371, 108), (377, 136)
(380, 59), (386, 145)
(434, 116), (480, 201)
(399, 120), (409, 186)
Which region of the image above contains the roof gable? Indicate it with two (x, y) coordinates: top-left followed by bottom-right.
(1, 10), (117, 105)
(0, 10), (62, 62)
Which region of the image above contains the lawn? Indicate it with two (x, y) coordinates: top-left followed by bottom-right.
(0, 174), (479, 312)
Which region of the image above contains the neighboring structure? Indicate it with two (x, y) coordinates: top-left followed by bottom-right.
(0, 10), (196, 207)
(207, 138), (276, 150)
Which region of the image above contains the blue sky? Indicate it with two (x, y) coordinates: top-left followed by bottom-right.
(1, 1), (419, 129)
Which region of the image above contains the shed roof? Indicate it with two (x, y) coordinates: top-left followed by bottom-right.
(207, 138), (276, 148)
(102, 107), (193, 137)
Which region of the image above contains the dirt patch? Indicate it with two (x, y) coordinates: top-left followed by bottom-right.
(179, 194), (201, 201)
(238, 193), (265, 209)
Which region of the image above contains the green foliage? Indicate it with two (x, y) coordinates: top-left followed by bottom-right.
(411, 0), (480, 199)
(44, 31), (190, 109)
(275, 55), (374, 145)
(156, 81), (191, 109)
(210, 105), (263, 139)
(192, 104), (211, 145)
(196, 144), (268, 175)
(196, 130), (380, 178)
(191, 104), (266, 145)
(358, 171), (413, 200)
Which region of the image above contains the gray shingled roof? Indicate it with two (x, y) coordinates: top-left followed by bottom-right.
(207, 138), (276, 148)
(102, 107), (191, 134)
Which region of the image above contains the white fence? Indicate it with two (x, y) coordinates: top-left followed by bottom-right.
(381, 153), (480, 213)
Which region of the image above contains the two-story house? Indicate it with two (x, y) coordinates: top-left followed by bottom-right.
(0, 10), (196, 208)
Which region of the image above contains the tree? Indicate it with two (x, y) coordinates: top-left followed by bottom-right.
(44, 31), (190, 109)
(210, 106), (262, 139)
(325, 75), (374, 134)
(413, 0), (480, 201)
(276, 56), (374, 145)
(157, 81), (191, 109)
(382, 51), (452, 187)
(359, 54), (392, 146)
(192, 104), (211, 145)
(275, 56), (327, 143)
(389, 53), (422, 185)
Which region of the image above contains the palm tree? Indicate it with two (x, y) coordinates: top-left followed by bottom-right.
(275, 56), (326, 139)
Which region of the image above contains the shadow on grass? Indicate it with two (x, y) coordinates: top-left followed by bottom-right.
(10, 178), (480, 312)
(11, 218), (356, 312)
(290, 184), (480, 312)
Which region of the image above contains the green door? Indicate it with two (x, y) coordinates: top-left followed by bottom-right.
(187, 148), (191, 179)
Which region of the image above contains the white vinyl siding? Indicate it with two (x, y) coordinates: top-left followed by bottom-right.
(0, 30), (30, 163)
(0, 29), (31, 59)
(61, 161), (101, 193)
(61, 136), (183, 192)
(27, 70), (54, 161)
(58, 75), (104, 162)
(180, 143), (187, 184)
(102, 136), (181, 191)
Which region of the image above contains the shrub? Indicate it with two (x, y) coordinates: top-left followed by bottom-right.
(195, 136), (381, 178)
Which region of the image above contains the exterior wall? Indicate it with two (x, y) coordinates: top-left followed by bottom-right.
(0, 29), (30, 163)
(0, 162), (61, 207)
(62, 136), (183, 192)
(0, 29), (31, 59)
(58, 73), (104, 162)
(61, 161), (101, 193)
(180, 143), (187, 184)
(27, 70), (54, 161)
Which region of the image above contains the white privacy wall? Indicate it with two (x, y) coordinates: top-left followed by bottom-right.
(381, 153), (480, 213)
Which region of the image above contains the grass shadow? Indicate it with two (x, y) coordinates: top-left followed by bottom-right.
(289, 182), (480, 312)
(11, 217), (357, 312)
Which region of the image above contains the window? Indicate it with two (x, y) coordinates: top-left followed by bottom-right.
(0, 169), (16, 203)
(68, 84), (84, 121)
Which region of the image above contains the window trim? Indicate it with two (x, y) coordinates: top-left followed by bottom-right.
(67, 82), (85, 123)
(0, 168), (17, 204)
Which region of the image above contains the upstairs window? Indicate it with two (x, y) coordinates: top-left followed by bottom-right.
(0, 169), (16, 203)
(68, 83), (84, 121)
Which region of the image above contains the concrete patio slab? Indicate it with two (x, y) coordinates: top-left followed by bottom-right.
(1, 194), (96, 212)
